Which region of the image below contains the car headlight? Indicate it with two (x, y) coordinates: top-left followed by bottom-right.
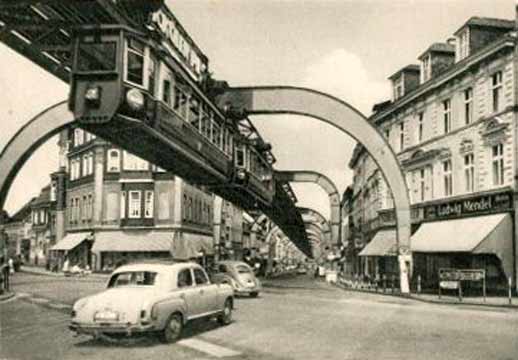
(126, 88), (145, 111)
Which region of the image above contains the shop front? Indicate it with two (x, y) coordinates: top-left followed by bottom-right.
(91, 230), (173, 272)
(411, 190), (514, 293)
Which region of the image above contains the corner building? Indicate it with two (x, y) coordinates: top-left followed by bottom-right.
(344, 16), (518, 292)
(51, 127), (215, 271)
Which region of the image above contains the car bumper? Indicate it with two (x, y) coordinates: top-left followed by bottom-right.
(234, 286), (261, 295)
(69, 321), (156, 336)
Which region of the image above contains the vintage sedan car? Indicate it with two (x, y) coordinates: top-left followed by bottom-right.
(69, 262), (234, 343)
(211, 261), (261, 297)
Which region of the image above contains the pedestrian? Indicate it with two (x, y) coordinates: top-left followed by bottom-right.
(8, 257), (14, 274)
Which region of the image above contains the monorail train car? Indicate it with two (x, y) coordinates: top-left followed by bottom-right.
(68, 5), (275, 208)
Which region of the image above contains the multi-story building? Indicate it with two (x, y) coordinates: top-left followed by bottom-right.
(50, 127), (217, 271)
(2, 198), (34, 263)
(213, 197), (244, 260)
(344, 16), (518, 291)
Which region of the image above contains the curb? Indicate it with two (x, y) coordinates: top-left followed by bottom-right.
(20, 268), (109, 281)
(334, 283), (518, 310)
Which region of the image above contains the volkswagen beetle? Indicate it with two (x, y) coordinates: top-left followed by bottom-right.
(211, 261), (261, 297)
(69, 261), (234, 343)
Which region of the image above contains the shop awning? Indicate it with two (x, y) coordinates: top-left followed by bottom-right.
(359, 229), (397, 257)
(92, 231), (172, 253)
(411, 213), (513, 278)
(50, 232), (90, 251)
(171, 232), (214, 260)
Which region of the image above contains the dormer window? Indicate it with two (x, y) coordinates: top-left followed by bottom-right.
(420, 55), (431, 83)
(456, 28), (470, 61)
(393, 76), (404, 101)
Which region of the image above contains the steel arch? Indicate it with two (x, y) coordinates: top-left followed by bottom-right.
(0, 101), (72, 210)
(218, 86), (412, 294)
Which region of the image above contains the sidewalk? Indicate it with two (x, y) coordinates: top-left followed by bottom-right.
(334, 282), (518, 309)
(19, 265), (110, 281)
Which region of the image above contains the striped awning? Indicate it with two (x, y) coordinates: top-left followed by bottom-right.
(50, 232), (90, 251)
(92, 231), (173, 253)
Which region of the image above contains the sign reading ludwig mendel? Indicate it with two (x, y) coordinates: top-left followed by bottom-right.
(423, 192), (512, 221)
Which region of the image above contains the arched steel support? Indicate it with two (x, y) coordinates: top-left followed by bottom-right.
(218, 86), (411, 294)
(0, 101), (72, 210)
(298, 207), (331, 243)
(276, 170), (340, 244)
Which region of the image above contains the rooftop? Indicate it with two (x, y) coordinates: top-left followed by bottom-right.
(418, 42), (455, 60)
(454, 16), (514, 35)
(388, 64), (420, 80)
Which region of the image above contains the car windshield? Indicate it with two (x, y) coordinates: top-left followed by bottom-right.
(107, 271), (157, 288)
(236, 265), (252, 274)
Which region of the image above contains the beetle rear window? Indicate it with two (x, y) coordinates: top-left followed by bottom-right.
(108, 271), (157, 287)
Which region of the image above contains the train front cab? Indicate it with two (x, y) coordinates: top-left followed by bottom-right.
(70, 27), (157, 127)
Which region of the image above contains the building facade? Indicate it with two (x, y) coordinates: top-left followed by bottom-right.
(344, 16), (518, 292)
(49, 127), (217, 271)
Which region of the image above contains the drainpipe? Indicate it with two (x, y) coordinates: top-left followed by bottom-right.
(512, 0), (518, 293)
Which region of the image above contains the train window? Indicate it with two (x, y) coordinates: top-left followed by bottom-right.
(221, 129), (227, 154)
(188, 96), (201, 131)
(162, 79), (171, 104)
(173, 84), (188, 119)
(235, 145), (246, 168)
(148, 53), (157, 96)
(201, 107), (211, 138)
(77, 41), (117, 72)
(212, 122), (221, 148)
(126, 38), (145, 85)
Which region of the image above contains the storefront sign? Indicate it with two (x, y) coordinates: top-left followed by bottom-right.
(424, 192), (512, 221)
(439, 268), (485, 282)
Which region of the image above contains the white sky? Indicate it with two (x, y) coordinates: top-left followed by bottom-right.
(0, 0), (514, 219)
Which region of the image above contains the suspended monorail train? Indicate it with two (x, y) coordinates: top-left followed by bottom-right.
(68, 5), (275, 208)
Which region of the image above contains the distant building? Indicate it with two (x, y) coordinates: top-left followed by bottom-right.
(344, 16), (518, 291)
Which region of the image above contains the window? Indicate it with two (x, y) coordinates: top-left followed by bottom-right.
(74, 128), (84, 147)
(492, 143), (504, 186)
(69, 158), (80, 180)
(82, 153), (93, 176)
(443, 160), (453, 196)
(193, 268), (209, 285)
(129, 191), (141, 218)
(443, 99), (451, 134)
(421, 55), (431, 83)
(384, 128), (390, 140)
(173, 82), (188, 119)
(417, 112), (424, 143)
(188, 95), (201, 130)
(87, 193), (93, 220)
(120, 191), (126, 219)
(491, 71), (503, 113)
(82, 195), (87, 222)
(464, 88), (473, 125)
(177, 269), (193, 288)
(144, 190), (154, 218)
(419, 168), (425, 202)
(393, 77), (404, 100)
(148, 53), (157, 95)
(123, 151), (148, 171)
(77, 41), (117, 72)
(108, 272), (157, 288)
(126, 38), (145, 85)
(456, 29), (470, 61)
(399, 122), (405, 151)
(212, 121), (221, 148)
(464, 153), (474, 192)
(107, 149), (120, 172)
(162, 78), (171, 105)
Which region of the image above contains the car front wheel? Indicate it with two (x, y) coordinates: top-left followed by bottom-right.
(217, 299), (232, 325)
(160, 313), (183, 343)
